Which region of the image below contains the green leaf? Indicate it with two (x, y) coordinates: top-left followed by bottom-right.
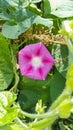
(2, 0), (29, 8)
(49, 70), (65, 103)
(5, 0), (19, 6)
(0, 34), (13, 90)
(2, 14), (53, 39)
(0, 125), (12, 130)
(30, 0), (42, 3)
(50, 0), (73, 18)
(0, 124), (24, 130)
(0, 103), (7, 119)
(0, 0), (9, 12)
(0, 1), (53, 39)
(49, 0), (64, 10)
(0, 91), (18, 126)
(18, 76), (51, 111)
(2, 15), (36, 39)
(52, 44), (69, 78)
(0, 91), (17, 108)
(0, 106), (18, 126)
(59, 121), (66, 130)
(33, 16), (53, 28)
(5, 0), (42, 6)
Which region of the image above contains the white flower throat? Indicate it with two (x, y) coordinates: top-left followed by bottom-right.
(31, 57), (42, 68)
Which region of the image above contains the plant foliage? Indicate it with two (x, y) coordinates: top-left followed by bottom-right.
(0, 0), (73, 130)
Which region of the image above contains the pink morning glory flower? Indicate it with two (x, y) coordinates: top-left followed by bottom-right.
(18, 42), (54, 80)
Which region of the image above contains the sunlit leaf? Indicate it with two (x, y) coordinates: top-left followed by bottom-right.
(0, 91), (18, 126)
(30, 0), (42, 3)
(0, 91), (17, 108)
(0, 125), (12, 130)
(49, 0), (73, 18)
(0, 106), (18, 126)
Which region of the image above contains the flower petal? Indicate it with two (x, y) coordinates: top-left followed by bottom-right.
(23, 54), (32, 60)
(35, 48), (41, 56)
(38, 67), (44, 80)
(18, 42), (54, 80)
(42, 58), (50, 63)
(25, 65), (33, 73)
(28, 42), (42, 56)
(21, 65), (33, 75)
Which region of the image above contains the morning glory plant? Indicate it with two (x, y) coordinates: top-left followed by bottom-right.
(1, 0), (73, 130)
(18, 42), (54, 80)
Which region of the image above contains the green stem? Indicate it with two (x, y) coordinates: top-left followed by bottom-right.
(29, 115), (58, 130)
(18, 41), (25, 48)
(21, 109), (58, 119)
(16, 117), (29, 129)
(12, 70), (19, 92)
(10, 46), (19, 93)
